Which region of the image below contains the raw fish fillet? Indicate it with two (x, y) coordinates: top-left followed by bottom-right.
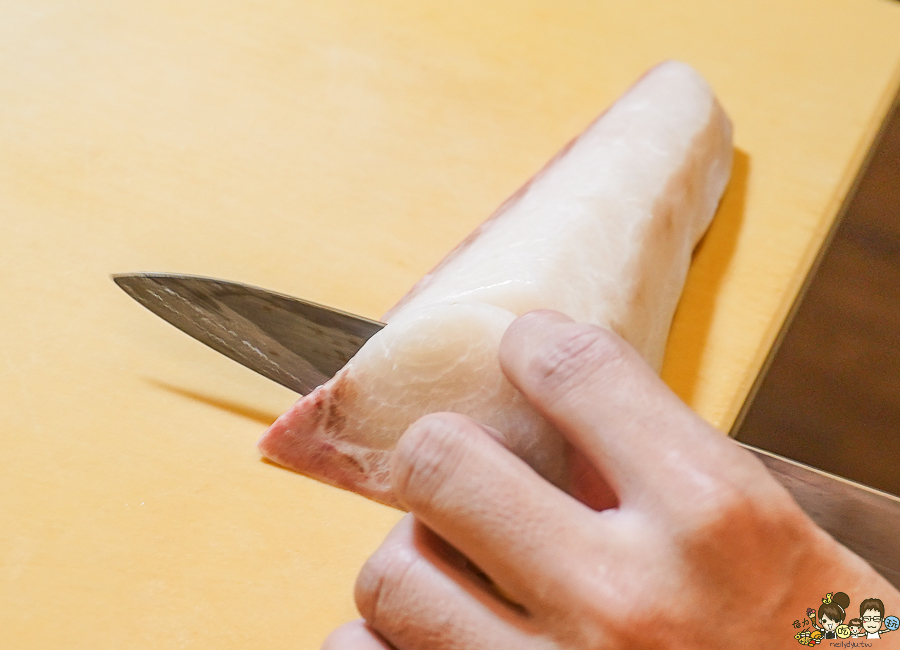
(259, 61), (733, 507)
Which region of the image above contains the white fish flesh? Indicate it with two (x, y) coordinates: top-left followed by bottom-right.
(258, 60), (733, 507)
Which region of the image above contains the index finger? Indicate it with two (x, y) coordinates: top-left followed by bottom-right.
(390, 411), (611, 610)
(499, 311), (748, 507)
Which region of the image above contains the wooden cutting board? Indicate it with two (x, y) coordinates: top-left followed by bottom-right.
(2, 1), (900, 647)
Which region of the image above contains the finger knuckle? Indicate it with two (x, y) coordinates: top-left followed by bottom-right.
(391, 413), (475, 510)
(689, 481), (758, 531)
(677, 474), (804, 552)
(555, 581), (665, 649)
(528, 325), (627, 396)
(355, 544), (420, 627)
(670, 478), (820, 605)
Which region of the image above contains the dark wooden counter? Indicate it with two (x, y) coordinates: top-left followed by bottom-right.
(735, 97), (900, 497)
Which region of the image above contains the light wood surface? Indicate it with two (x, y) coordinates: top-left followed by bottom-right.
(2, 1), (900, 647)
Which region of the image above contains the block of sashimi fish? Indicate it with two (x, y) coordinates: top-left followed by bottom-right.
(258, 60), (734, 507)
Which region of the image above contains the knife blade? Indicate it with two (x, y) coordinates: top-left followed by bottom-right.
(112, 273), (384, 395)
(114, 273), (900, 588)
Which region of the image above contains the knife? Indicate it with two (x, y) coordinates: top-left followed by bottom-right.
(114, 272), (384, 396)
(113, 272), (900, 588)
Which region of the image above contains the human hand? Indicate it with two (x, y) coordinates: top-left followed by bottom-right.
(322, 310), (897, 649)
